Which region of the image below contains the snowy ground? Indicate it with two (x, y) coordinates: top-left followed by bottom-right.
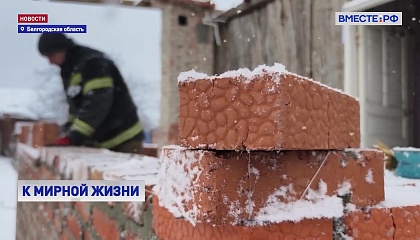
(382, 170), (420, 208)
(0, 157), (17, 240)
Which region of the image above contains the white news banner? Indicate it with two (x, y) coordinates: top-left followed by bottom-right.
(17, 180), (146, 202)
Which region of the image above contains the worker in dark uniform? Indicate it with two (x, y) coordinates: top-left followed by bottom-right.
(37, 33), (144, 154)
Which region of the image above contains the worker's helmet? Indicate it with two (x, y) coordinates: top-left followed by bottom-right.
(38, 33), (74, 56)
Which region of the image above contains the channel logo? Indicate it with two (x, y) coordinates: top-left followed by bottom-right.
(335, 12), (402, 25)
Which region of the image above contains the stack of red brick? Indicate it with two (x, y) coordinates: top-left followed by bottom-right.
(13, 65), (420, 239)
(153, 64), (388, 239)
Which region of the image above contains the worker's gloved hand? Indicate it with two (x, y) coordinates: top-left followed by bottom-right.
(47, 131), (93, 147)
(52, 136), (71, 146)
(68, 130), (88, 146)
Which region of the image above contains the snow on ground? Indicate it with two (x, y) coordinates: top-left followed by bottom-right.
(0, 157), (17, 240)
(380, 169), (420, 208)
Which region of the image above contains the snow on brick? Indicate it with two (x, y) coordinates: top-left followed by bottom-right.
(155, 145), (204, 226)
(337, 181), (352, 196)
(253, 180), (344, 224)
(365, 169), (374, 184)
(37, 147), (159, 185)
(177, 63), (356, 98)
(101, 156), (159, 186)
(16, 143), (41, 160)
(177, 70), (209, 83)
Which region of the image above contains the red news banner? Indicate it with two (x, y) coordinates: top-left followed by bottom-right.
(18, 14), (48, 23)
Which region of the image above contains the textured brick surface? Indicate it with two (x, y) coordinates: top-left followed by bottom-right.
(158, 146), (384, 225)
(153, 195), (333, 240)
(344, 205), (420, 240)
(392, 205), (420, 239)
(92, 207), (120, 240)
(344, 208), (394, 239)
(178, 72), (360, 150)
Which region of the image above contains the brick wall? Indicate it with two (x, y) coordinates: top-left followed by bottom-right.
(14, 121), (160, 240)
(16, 151), (157, 240)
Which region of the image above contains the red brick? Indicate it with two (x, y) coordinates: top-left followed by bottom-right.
(152, 195), (332, 240)
(32, 122), (60, 148)
(344, 208), (394, 239)
(75, 202), (91, 223)
(67, 214), (81, 240)
(61, 232), (70, 240)
(391, 205), (420, 239)
(40, 165), (54, 180)
(142, 146), (158, 157)
(160, 147), (384, 225)
(19, 125), (31, 144)
(92, 207), (120, 240)
(178, 72), (360, 150)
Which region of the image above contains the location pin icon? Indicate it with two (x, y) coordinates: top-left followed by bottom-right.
(20, 26), (25, 32)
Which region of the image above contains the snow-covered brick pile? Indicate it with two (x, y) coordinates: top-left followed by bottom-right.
(152, 64), (390, 240)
